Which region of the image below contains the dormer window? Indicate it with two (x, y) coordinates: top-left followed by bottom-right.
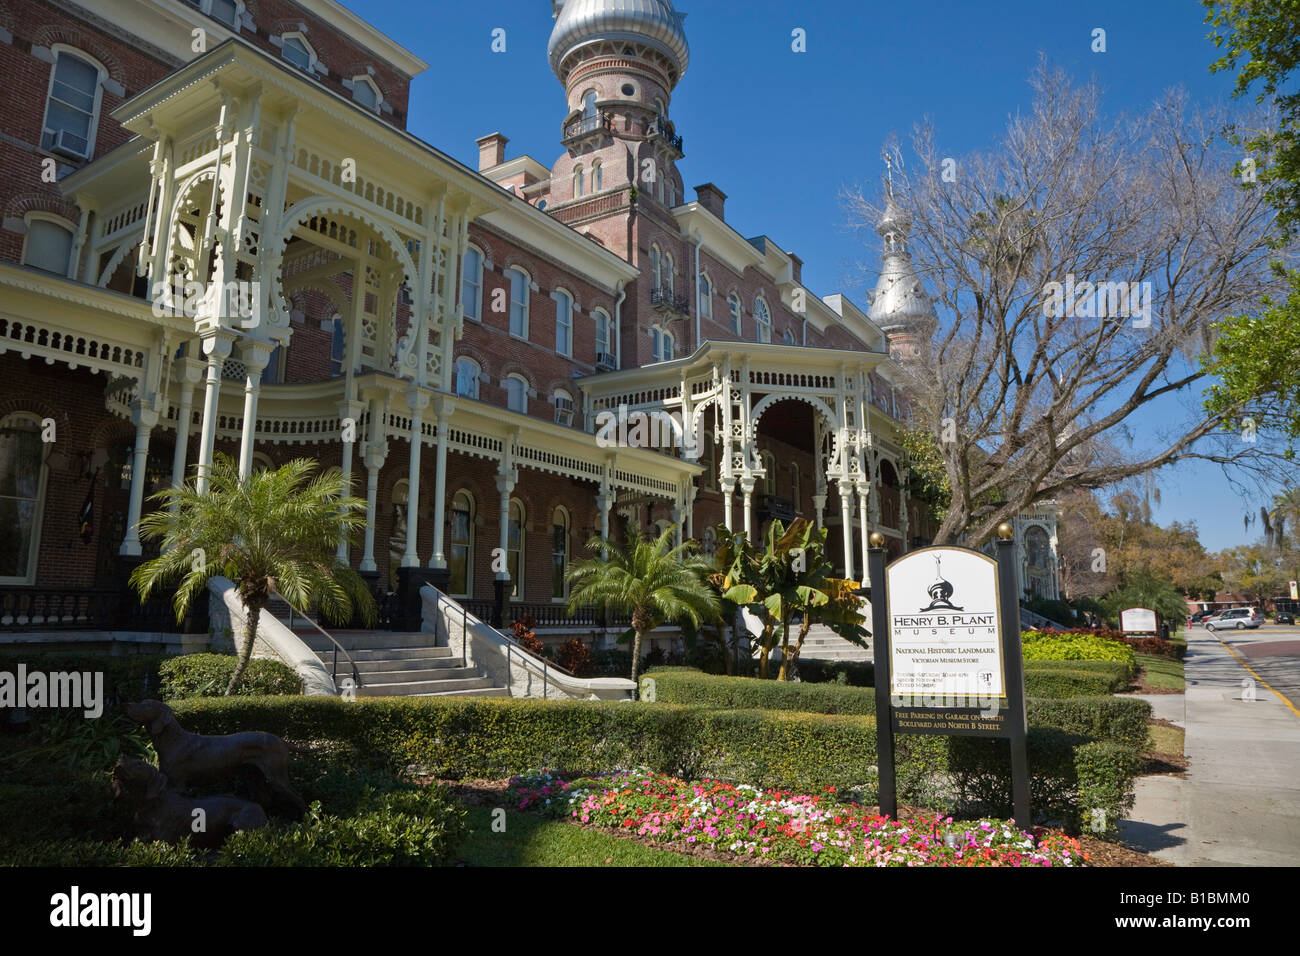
(351, 76), (381, 111)
(281, 34), (316, 72)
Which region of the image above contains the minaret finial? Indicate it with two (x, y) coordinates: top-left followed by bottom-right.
(883, 150), (894, 197)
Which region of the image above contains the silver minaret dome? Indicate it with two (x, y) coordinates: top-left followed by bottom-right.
(867, 189), (938, 335)
(549, 0), (690, 85)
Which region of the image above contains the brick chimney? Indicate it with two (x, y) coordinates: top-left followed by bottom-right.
(694, 183), (727, 221)
(476, 132), (509, 171)
(789, 252), (803, 284)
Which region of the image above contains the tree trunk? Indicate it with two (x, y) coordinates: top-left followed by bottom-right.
(630, 629), (645, 689)
(777, 616), (793, 681)
(226, 597), (264, 695)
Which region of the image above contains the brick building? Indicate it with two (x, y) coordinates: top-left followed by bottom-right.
(0, 0), (1055, 635)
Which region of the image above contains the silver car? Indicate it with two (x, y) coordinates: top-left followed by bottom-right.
(1205, 607), (1261, 631)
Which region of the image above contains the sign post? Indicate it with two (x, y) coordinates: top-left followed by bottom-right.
(869, 524), (1031, 827)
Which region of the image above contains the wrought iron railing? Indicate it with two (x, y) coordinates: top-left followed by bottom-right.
(0, 587), (198, 632)
(273, 588), (361, 692)
(562, 113), (610, 140)
(461, 598), (630, 629)
(650, 287), (690, 313)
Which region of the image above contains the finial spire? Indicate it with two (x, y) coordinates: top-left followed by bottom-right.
(883, 150), (894, 197)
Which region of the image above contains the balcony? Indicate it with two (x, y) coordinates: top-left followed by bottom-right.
(562, 113), (612, 145)
(650, 287), (690, 316)
(758, 495), (796, 522)
(647, 118), (684, 155)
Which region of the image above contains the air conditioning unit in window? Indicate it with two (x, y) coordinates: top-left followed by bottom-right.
(554, 396), (575, 426)
(49, 129), (90, 161)
(595, 351), (617, 371)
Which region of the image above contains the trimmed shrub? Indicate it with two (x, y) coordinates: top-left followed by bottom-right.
(1024, 661), (1132, 697)
(0, 837), (200, 867)
(645, 667), (874, 715)
(1124, 636), (1185, 660)
(553, 639), (596, 678)
(1026, 696), (1152, 751)
(1074, 741), (1143, 839)
(796, 659), (875, 687)
(1022, 631), (1137, 673)
(159, 653), (303, 699)
(217, 788), (466, 867)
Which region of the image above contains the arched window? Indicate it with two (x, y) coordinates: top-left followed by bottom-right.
(454, 357), (480, 399)
(663, 252), (675, 297)
(505, 374), (529, 414)
(22, 215), (74, 275)
(783, 328), (796, 346)
(650, 245), (662, 294)
(551, 506), (570, 600)
(41, 48), (104, 160)
(582, 90), (598, 129)
(350, 76), (380, 110)
(507, 498), (525, 598)
(461, 245), (482, 321)
(699, 274), (713, 321)
(552, 289), (573, 356)
(448, 490), (474, 597)
(0, 414), (49, 584)
(573, 165), (584, 199)
(328, 314), (345, 377)
(650, 327), (674, 363)
(754, 297), (772, 343)
(728, 293), (742, 335)
(208, 0), (240, 28)
(506, 267), (529, 337)
(592, 160), (603, 192)
(553, 388), (575, 426)
(593, 309), (612, 365)
(280, 33), (316, 72)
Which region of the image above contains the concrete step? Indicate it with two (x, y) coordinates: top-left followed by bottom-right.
(296, 632), (435, 652)
(349, 666), (481, 684)
(312, 647), (453, 665)
(356, 675), (498, 697)
(314, 655), (464, 674)
(411, 686), (510, 698)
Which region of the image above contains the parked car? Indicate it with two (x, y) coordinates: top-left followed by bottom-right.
(1276, 611), (1295, 625)
(1189, 609), (1212, 624)
(1205, 607), (1262, 631)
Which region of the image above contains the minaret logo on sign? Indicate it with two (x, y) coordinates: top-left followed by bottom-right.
(919, 554), (963, 612)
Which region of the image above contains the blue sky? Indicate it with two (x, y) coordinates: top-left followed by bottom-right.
(344, 0), (1286, 552)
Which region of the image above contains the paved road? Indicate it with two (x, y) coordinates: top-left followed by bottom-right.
(1119, 624), (1300, 866)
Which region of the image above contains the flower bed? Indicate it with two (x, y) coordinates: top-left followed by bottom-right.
(508, 769), (1087, 867)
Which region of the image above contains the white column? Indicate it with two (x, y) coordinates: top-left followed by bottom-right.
(741, 478), (755, 540)
(721, 480), (735, 532)
(168, 358), (203, 509)
(236, 341), (272, 481)
(838, 480), (855, 581)
(336, 399), (364, 563)
(813, 493), (826, 529)
(496, 476), (513, 587)
(120, 405), (159, 556)
(359, 443), (387, 573)
(857, 484), (871, 588)
(672, 500), (684, 549)
(403, 388), (429, 568)
(428, 398), (455, 569)
(195, 331), (234, 495)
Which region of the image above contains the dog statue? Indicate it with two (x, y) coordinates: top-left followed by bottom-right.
(123, 699), (306, 816)
(112, 756), (268, 848)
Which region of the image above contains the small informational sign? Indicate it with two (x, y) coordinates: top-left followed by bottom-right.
(870, 538), (1031, 826)
(1120, 607), (1158, 634)
(886, 548), (1004, 701)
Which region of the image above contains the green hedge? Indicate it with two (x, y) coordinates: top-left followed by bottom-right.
(159, 653), (302, 699)
(1024, 661), (1132, 697)
(169, 695), (1135, 834)
(645, 667), (875, 715)
(646, 668), (1150, 749)
(795, 659), (875, 687)
(1022, 631), (1137, 674)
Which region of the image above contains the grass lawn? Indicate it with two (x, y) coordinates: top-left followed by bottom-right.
(458, 806), (732, 867)
(1146, 722), (1184, 757)
(1136, 653), (1185, 692)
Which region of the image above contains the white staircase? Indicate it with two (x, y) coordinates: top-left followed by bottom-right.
(266, 597), (507, 698)
(798, 624), (873, 663)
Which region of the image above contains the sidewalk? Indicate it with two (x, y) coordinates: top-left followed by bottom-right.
(1119, 631), (1300, 866)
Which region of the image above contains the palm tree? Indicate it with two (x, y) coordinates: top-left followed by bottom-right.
(566, 525), (719, 687)
(1268, 487), (1300, 551)
(130, 454), (375, 695)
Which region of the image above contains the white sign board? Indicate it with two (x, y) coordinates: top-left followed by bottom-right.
(1120, 607), (1157, 634)
(885, 547), (1004, 699)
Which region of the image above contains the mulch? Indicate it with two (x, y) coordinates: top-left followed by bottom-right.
(426, 778), (1168, 867)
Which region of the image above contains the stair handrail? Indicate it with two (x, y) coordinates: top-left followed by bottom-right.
(430, 587), (578, 698)
(270, 588), (362, 693)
